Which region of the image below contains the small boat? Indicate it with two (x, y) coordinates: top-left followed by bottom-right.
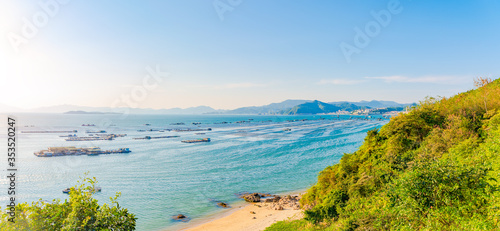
(62, 188), (71, 194)
(282, 128), (292, 132)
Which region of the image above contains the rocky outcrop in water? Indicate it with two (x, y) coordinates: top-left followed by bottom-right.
(217, 202), (229, 208)
(243, 193), (261, 202)
(172, 214), (190, 222)
(208, 198), (231, 208)
(238, 192), (278, 202)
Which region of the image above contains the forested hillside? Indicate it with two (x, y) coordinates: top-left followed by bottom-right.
(267, 78), (500, 230)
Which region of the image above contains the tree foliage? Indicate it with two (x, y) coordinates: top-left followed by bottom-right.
(0, 175), (136, 231)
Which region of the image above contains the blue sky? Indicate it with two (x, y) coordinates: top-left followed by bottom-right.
(1, 0), (499, 110)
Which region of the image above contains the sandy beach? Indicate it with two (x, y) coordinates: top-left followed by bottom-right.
(181, 194), (304, 231)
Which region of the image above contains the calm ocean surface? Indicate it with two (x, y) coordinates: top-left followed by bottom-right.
(0, 113), (387, 230)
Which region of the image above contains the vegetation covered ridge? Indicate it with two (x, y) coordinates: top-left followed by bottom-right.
(267, 77), (500, 231)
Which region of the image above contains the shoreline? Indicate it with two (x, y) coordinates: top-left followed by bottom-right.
(170, 190), (307, 231)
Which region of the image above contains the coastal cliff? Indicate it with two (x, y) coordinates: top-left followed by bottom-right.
(267, 78), (500, 230)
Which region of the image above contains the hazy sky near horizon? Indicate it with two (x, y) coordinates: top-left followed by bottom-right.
(1, 0), (499, 110)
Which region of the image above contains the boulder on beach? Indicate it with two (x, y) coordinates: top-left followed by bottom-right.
(238, 192), (279, 203)
(273, 205), (284, 210)
(268, 194), (302, 211)
(264, 196), (281, 203)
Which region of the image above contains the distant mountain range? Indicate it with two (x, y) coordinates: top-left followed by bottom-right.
(209, 100), (311, 115)
(64, 111), (121, 115)
(0, 100), (414, 115)
(284, 100), (366, 115)
(211, 100), (413, 115)
(285, 100), (341, 115)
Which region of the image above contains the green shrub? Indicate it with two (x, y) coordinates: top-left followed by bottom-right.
(294, 78), (500, 230)
(0, 175), (136, 231)
(304, 190), (348, 223)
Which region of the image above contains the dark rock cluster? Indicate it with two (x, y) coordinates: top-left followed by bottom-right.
(239, 192), (302, 210)
(238, 192), (276, 202)
(268, 195), (301, 210)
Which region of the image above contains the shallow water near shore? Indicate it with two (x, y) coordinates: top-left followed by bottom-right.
(0, 114), (387, 230)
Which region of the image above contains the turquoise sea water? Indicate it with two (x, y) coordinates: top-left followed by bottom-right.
(0, 114), (387, 230)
